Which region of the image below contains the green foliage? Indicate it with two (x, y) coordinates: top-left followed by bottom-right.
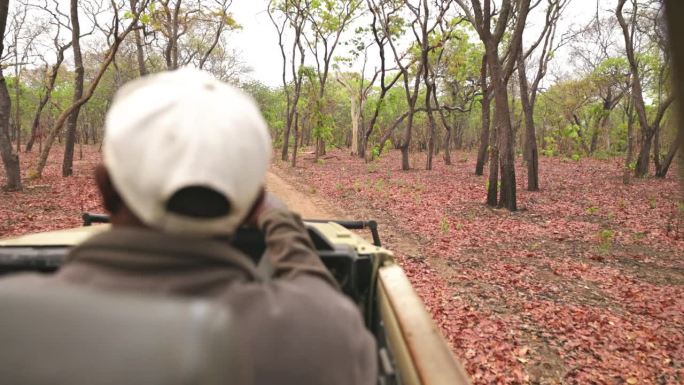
(440, 216), (450, 234)
(599, 229), (614, 242)
(371, 145), (381, 160)
(586, 207), (599, 215)
(541, 137), (557, 157)
(598, 229), (615, 252)
(485, 180), (501, 191)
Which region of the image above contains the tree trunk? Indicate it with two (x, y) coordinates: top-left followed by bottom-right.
(399, 65), (422, 171)
(13, 57), (20, 154)
(62, 0), (84, 177)
(487, 122), (498, 207)
(653, 120), (662, 172)
(443, 125), (452, 165)
(291, 111), (299, 168)
(281, 121), (291, 161)
(130, 0), (147, 76)
(165, 1), (181, 70)
(454, 120), (464, 150)
(488, 47), (516, 210)
(425, 81), (437, 170)
(655, 129), (681, 178)
(623, 101), (635, 184)
(350, 90), (359, 156)
(285, 30), (306, 165)
(476, 55), (489, 176)
(0, 72), (20, 191)
(517, 51), (539, 191)
(634, 130), (653, 177)
(0, 1), (21, 191)
(589, 119), (602, 154)
(401, 144), (410, 170)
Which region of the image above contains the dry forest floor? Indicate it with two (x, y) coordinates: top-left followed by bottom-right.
(1, 145), (683, 384)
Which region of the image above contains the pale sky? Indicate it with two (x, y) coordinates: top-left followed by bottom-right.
(9, 0), (607, 87)
(229, 1), (281, 86)
(228, 0), (605, 87)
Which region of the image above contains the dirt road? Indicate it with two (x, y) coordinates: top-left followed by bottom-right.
(266, 169), (422, 258)
(265, 171), (340, 219)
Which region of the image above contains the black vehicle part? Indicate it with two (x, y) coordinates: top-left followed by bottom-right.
(82, 213), (110, 226)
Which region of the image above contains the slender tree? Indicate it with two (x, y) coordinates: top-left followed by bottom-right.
(616, 0), (674, 177)
(362, 0), (404, 160)
(129, 0), (148, 76)
(456, 0), (531, 210)
(0, 0), (21, 191)
(475, 54), (489, 175)
(33, 0), (151, 178)
(303, 0), (361, 161)
(517, 0), (569, 191)
(403, 0), (454, 170)
(268, 0), (307, 163)
(61, 0), (85, 177)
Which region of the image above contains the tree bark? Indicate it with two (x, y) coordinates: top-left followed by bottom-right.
(475, 55), (489, 175)
(655, 128), (681, 178)
(0, 0), (21, 190)
(623, 101), (635, 184)
(130, 0), (148, 76)
(488, 49), (517, 210)
(486, 116), (498, 207)
(62, 0), (85, 177)
(12, 52), (21, 154)
(400, 65), (423, 171)
(348, 86), (360, 155)
(517, 51), (539, 191)
(425, 80), (437, 170)
(291, 111), (299, 168)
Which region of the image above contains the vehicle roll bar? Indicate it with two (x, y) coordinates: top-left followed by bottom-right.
(82, 213), (382, 247)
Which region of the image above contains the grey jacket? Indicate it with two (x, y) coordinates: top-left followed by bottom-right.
(32, 210), (377, 385)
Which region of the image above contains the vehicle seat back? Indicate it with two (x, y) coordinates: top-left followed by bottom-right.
(0, 275), (244, 385)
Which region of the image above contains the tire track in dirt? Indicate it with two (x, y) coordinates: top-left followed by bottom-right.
(266, 170), (424, 258)
(265, 171), (345, 220)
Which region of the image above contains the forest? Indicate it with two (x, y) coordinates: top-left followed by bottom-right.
(0, 0), (682, 384)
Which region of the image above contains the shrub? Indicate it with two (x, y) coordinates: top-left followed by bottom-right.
(439, 217), (450, 234)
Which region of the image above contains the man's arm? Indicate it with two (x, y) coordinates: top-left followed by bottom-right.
(255, 194), (337, 287)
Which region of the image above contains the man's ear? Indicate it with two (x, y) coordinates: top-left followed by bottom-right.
(94, 165), (122, 214)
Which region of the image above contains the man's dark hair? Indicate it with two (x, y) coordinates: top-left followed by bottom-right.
(166, 186), (231, 218)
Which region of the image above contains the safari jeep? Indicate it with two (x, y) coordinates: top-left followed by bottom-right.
(0, 214), (470, 385)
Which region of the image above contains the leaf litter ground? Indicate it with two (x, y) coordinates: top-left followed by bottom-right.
(273, 149), (683, 385)
(1, 146), (102, 237)
(1, 146), (683, 384)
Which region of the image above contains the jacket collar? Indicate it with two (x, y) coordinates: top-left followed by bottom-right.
(67, 227), (261, 281)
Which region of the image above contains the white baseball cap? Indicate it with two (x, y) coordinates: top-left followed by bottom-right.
(103, 68), (271, 236)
